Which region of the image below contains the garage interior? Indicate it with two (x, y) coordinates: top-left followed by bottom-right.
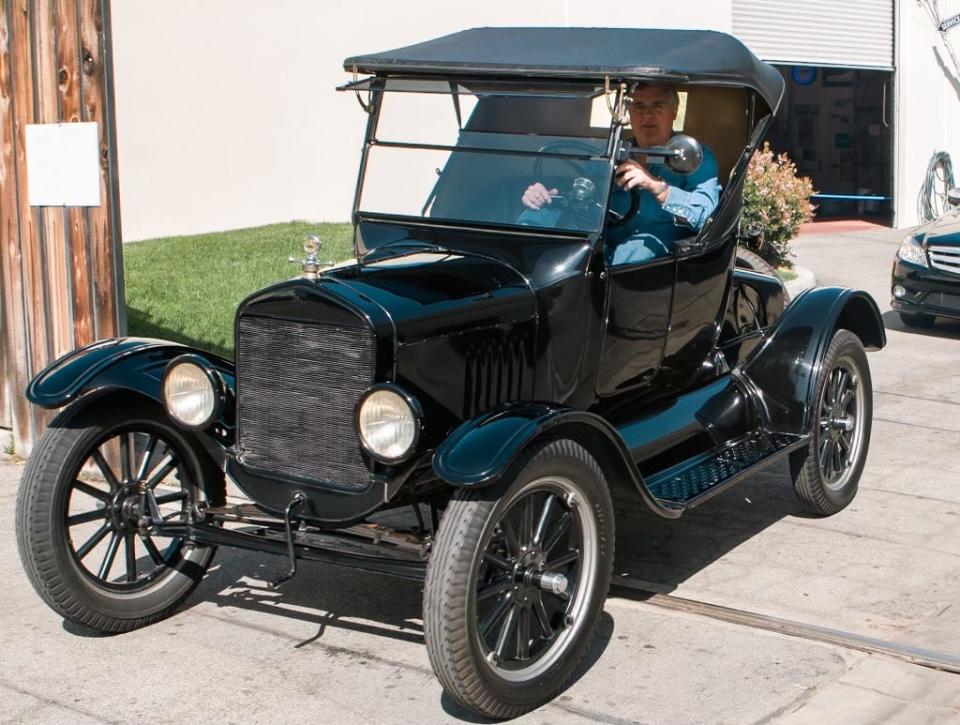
(766, 65), (894, 225)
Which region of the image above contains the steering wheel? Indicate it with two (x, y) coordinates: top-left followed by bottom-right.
(530, 140), (640, 229)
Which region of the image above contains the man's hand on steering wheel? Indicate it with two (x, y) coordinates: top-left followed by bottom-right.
(616, 159), (669, 202)
(521, 182), (560, 210)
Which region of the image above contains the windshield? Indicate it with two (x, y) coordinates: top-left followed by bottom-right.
(356, 83), (617, 237)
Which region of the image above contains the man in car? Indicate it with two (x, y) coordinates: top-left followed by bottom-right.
(520, 83), (722, 264)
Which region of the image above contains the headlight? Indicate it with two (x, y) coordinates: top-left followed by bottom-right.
(897, 235), (928, 267)
(356, 386), (420, 463)
(162, 356), (222, 429)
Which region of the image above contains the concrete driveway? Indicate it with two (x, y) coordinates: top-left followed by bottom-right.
(1, 226), (959, 724)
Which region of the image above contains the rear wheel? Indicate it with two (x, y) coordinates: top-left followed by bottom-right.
(16, 397), (224, 633)
(735, 248), (790, 302)
(789, 330), (872, 516)
(423, 439), (613, 719)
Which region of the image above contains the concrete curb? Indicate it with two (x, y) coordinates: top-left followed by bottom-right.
(785, 265), (816, 298)
(0, 428), (14, 463)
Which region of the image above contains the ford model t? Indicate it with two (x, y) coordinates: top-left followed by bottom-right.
(17, 29), (885, 718)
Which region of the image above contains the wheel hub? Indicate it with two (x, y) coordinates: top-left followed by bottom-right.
(110, 484), (144, 531)
(512, 549), (547, 605)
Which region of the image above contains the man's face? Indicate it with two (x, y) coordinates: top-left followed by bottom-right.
(628, 85), (678, 147)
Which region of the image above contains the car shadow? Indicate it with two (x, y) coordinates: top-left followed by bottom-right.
(126, 306), (233, 360)
(881, 309), (960, 339)
(610, 458), (808, 592)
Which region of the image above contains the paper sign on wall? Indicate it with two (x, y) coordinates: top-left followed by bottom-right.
(25, 122), (101, 207)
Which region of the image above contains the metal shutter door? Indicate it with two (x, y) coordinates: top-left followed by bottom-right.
(733, 0), (894, 69)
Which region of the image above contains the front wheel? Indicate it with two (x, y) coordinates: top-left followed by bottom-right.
(789, 329), (873, 516)
(423, 439), (614, 719)
(16, 397), (224, 633)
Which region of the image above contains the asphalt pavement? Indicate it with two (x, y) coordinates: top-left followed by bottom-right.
(1, 226), (959, 723)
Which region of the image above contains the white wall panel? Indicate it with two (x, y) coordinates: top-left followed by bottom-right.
(111, 1), (732, 240)
(733, 0), (893, 69)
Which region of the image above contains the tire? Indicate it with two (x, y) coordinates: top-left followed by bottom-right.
(735, 248), (790, 302)
(16, 396), (225, 633)
(898, 311), (935, 328)
(789, 330), (873, 516)
(423, 439), (614, 719)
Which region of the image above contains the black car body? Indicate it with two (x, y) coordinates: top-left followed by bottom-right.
(17, 28), (885, 719)
(892, 203), (960, 325)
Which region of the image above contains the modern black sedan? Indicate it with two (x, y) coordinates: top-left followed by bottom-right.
(892, 191), (960, 326)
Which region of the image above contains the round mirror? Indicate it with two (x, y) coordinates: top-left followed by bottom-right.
(665, 134), (703, 175)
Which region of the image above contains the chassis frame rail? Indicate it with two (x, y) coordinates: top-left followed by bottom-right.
(156, 519), (429, 581)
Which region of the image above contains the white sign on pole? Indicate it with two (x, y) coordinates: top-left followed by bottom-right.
(25, 122), (101, 207)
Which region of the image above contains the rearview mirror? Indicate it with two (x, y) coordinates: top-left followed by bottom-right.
(619, 135), (704, 175)
(664, 134), (703, 175)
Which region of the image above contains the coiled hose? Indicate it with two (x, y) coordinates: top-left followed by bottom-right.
(918, 151), (954, 222)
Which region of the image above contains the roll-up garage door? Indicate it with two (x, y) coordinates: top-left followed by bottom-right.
(732, 0), (894, 69)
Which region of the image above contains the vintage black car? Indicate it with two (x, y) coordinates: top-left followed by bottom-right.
(892, 190), (960, 326)
(16, 28), (885, 719)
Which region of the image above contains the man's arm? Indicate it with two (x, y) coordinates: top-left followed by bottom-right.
(661, 149), (721, 230)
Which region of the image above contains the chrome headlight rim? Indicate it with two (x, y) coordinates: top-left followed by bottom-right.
(161, 354), (225, 431)
(897, 234), (929, 268)
(355, 383), (423, 464)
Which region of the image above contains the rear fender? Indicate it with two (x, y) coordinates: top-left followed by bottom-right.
(432, 403), (682, 519)
(739, 287), (885, 435)
(26, 338), (236, 448)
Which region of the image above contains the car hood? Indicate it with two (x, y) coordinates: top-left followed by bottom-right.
(917, 212), (960, 247)
(325, 249), (537, 344)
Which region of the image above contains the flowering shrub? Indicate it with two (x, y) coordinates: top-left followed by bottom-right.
(741, 143), (815, 268)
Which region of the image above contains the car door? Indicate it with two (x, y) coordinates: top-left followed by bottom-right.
(596, 252), (675, 395)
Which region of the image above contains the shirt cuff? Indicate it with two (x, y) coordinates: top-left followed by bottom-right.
(660, 186), (692, 224)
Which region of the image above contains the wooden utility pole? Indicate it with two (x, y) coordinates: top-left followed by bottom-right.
(0, 0), (124, 456)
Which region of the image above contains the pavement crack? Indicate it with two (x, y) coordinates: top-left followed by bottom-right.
(873, 417), (960, 434)
(189, 609), (434, 677)
(749, 683), (820, 725)
(875, 390), (960, 407)
(0, 679), (122, 724)
(548, 699), (651, 725)
(780, 520), (960, 560)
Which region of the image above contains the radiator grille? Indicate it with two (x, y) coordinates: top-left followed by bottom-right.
(925, 291), (960, 312)
(929, 245), (960, 276)
(237, 316), (375, 489)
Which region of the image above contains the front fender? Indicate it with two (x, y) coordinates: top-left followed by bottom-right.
(432, 403), (682, 519)
(26, 338), (236, 435)
(739, 286), (885, 435)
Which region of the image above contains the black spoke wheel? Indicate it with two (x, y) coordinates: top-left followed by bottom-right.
(424, 439), (613, 719)
(16, 397), (224, 633)
(790, 330), (873, 516)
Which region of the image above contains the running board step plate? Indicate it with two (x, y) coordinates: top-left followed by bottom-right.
(647, 431), (807, 508)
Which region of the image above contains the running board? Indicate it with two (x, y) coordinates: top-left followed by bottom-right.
(646, 431), (808, 510)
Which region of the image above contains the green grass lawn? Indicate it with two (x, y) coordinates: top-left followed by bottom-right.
(124, 221), (354, 359)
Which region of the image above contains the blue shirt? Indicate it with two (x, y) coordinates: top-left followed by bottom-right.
(606, 143), (721, 265)
(518, 142), (722, 266)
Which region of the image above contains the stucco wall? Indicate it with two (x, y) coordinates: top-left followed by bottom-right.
(110, 2), (731, 241)
(895, 0), (960, 227)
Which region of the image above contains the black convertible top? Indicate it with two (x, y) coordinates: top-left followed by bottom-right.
(344, 27), (784, 111)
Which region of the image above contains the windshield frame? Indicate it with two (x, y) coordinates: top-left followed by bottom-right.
(345, 76), (626, 255)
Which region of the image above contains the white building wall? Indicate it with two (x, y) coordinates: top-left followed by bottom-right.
(110, 1), (728, 241)
(895, 0), (960, 227)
